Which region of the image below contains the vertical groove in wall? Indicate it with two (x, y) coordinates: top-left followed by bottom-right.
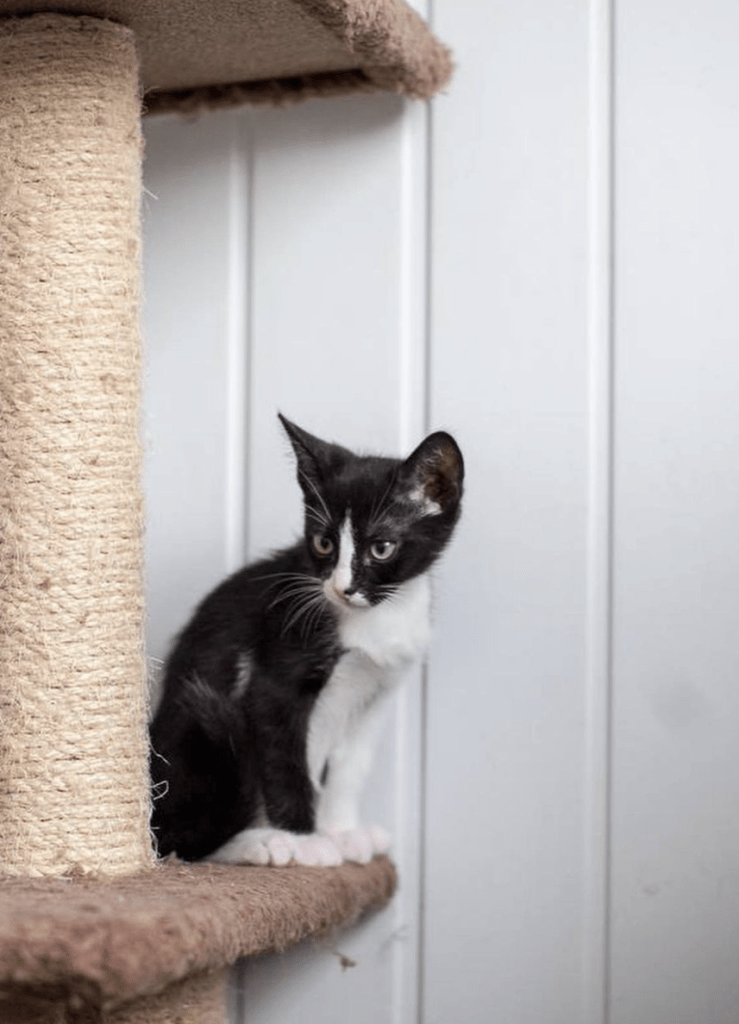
(416, 8), (434, 1020)
(417, 95), (434, 1024)
(243, 112), (257, 565)
(415, 661), (429, 1024)
(584, 1), (615, 1022)
(225, 110), (254, 1024)
(393, 91), (431, 1024)
(225, 112), (252, 573)
(398, 115), (428, 453)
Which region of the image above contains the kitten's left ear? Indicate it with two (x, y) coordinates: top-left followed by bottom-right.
(400, 432), (464, 516)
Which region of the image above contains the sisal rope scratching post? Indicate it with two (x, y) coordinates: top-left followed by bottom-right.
(0, 15), (152, 877)
(0, 17), (222, 1019)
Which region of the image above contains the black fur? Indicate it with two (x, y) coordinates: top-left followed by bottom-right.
(149, 415), (463, 861)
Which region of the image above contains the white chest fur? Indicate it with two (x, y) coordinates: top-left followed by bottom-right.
(306, 573), (432, 807)
(335, 571), (432, 669)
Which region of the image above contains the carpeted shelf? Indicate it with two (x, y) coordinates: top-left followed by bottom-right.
(0, 857), (396, 1013)
(0, 0), (453, 113)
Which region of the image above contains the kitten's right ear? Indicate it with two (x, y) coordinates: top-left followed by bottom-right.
(399, 431), (464, 517)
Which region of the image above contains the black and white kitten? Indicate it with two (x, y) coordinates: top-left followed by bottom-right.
(149, 414), (463, 867)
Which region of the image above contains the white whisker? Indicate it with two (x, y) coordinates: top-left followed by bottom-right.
(299, 594), (328, 641)
(282, 590), (327, 638)
(253, 571), (320, 597)
(305, 504), (331, 530)
(367, 473), (400, 533)
(268, 581), (321, 611)
(304, 593), (330, 639)
(298, 469), (332, 526)
(252, 571), (319, 583)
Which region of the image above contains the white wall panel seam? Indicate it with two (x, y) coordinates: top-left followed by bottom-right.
(392, 95), (431, 1024)
(583, 1), (615, 1021)
(225, 112), (252, 574)
(416, 79), (433, 1024)
(225, 111), (252, 1024)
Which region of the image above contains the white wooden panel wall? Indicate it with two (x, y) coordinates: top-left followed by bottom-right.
(427, 1), (593, 1021)
(611, 2), (739, 1022)
(142, 2), (739, 1022)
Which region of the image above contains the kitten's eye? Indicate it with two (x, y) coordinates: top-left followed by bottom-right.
(312, 534), (334, 556)
(370, 540), (398, 562)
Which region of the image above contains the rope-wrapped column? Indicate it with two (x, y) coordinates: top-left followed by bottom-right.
(0, 14), (152, 877)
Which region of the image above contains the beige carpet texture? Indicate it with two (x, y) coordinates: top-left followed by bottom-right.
(0, 0), (453, 112)
(0, 859), (397, 1014)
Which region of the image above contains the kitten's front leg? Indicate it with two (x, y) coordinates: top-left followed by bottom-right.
(315, 699), (392, 865)
(207, 678), (344, 868)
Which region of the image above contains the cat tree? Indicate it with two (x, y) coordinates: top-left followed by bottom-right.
(0, 3), (450, 1021)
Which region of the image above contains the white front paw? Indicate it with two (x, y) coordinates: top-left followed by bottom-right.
(208, 828), (342, 867)
(207, 827), (288, 866)
(323, 825), (391, 864)
(291, 832), (343, 867)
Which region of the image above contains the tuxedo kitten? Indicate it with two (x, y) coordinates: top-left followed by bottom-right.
(149, 414), (463, 867)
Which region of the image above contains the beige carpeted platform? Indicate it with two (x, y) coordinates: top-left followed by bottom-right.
(0, 858), (396, 1013)
(0, 0), (453, 112)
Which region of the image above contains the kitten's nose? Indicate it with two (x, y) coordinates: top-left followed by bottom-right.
(342, 584), (358, 597)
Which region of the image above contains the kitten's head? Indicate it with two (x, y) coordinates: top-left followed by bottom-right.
(279, 414), (464, 611)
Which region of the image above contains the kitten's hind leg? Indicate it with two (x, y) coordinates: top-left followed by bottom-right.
(207, 827), (343, 868)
